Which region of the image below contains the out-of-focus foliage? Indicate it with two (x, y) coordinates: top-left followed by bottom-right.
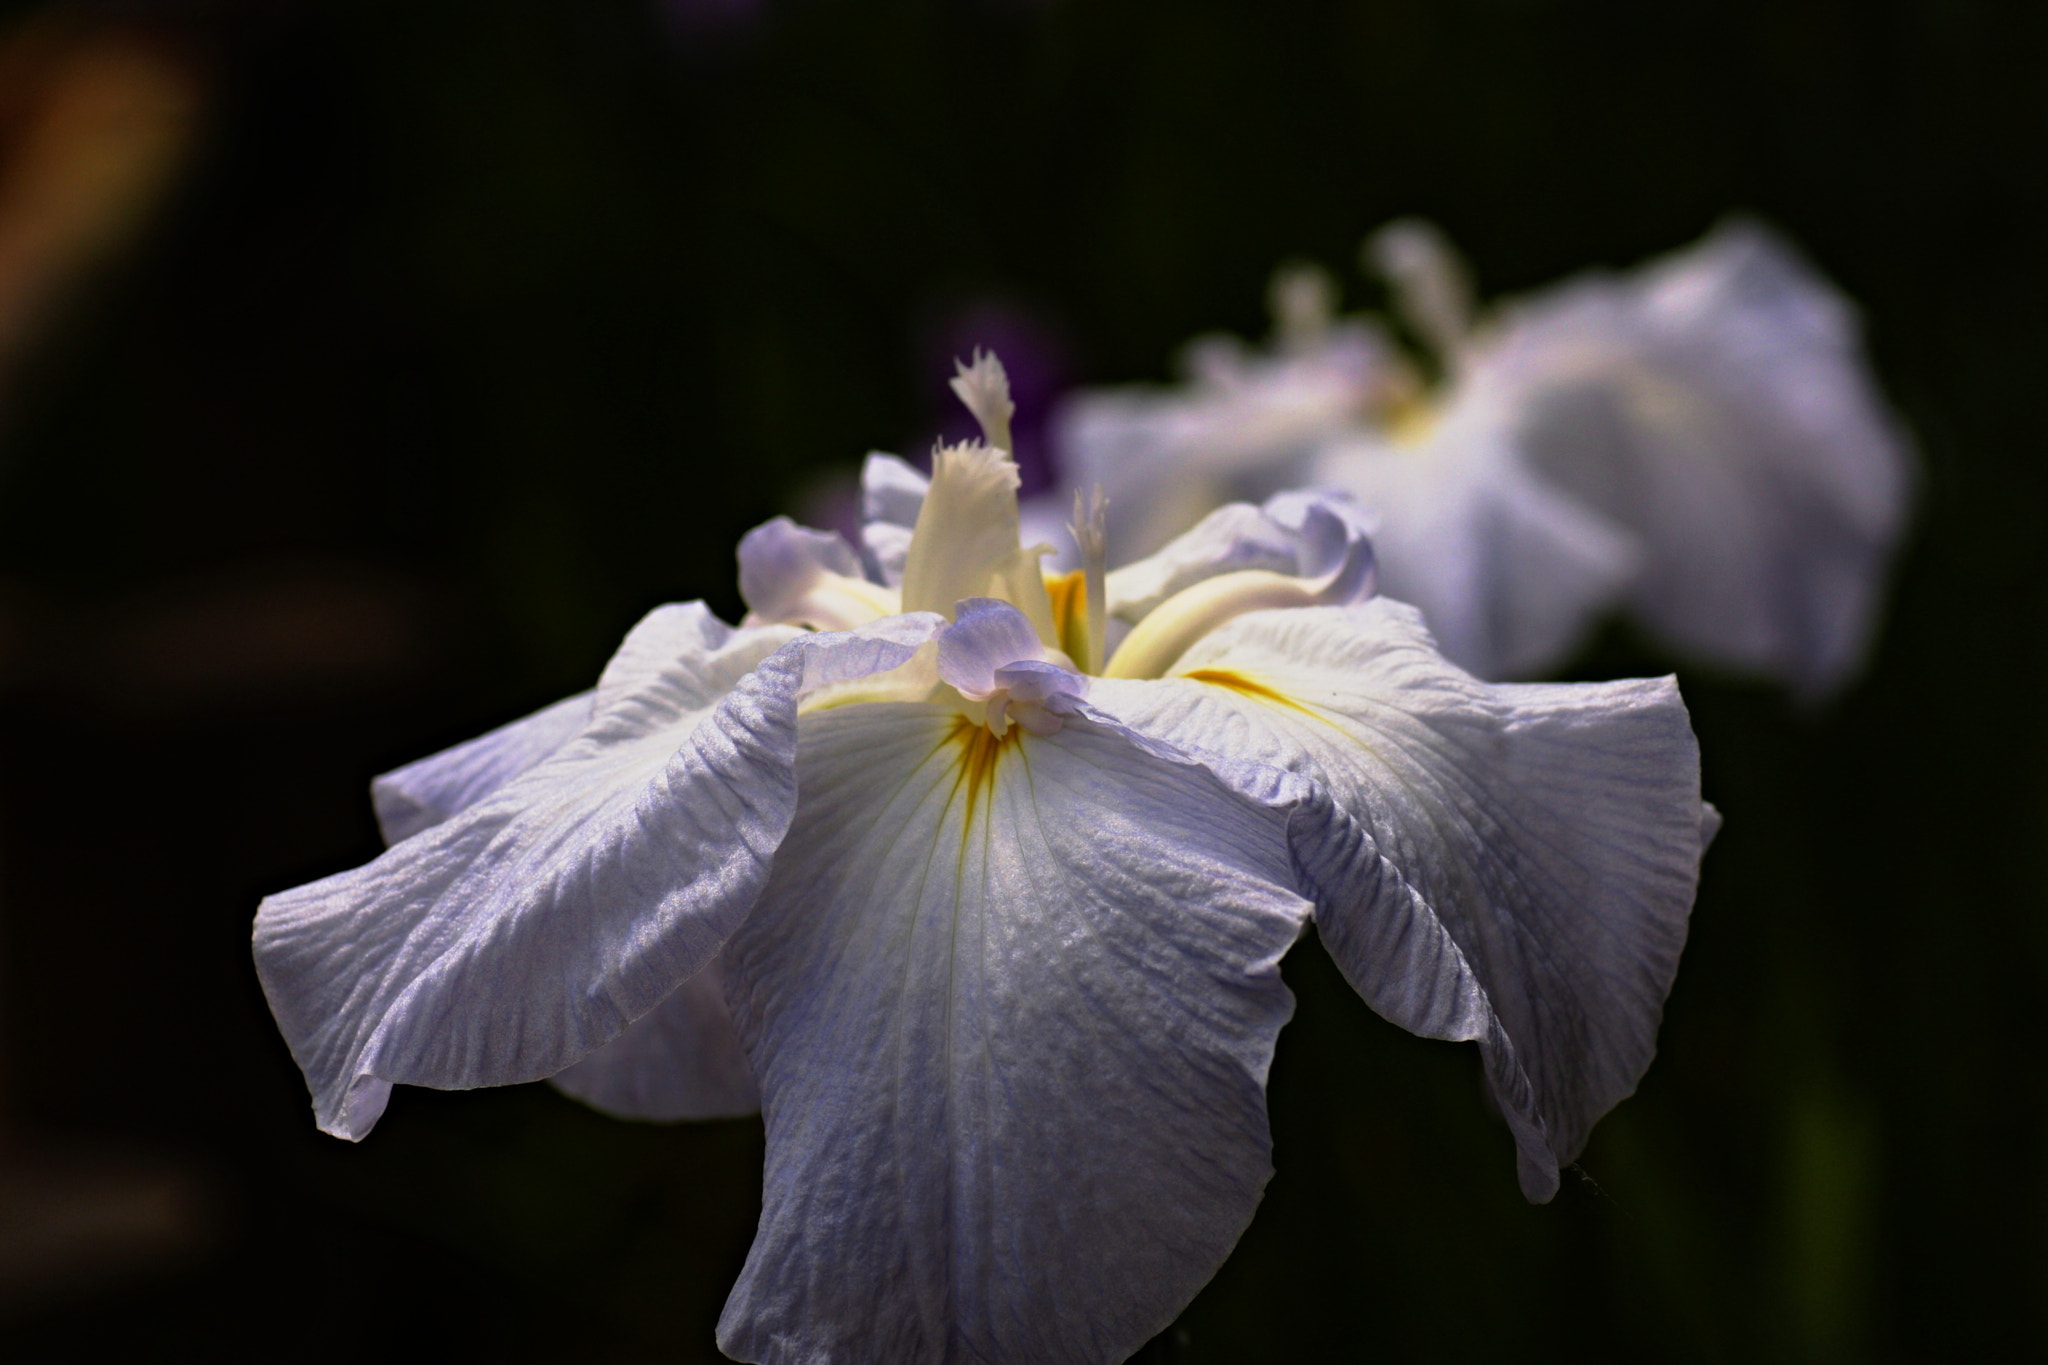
(0, 0), (2042, 1361)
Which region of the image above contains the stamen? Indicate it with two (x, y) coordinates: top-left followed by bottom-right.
(1069, 486), (1108, 673)
(1268, 262), (1337, 350)
(1364, 218), (1476, 371)
(949, 349), (1015, 455)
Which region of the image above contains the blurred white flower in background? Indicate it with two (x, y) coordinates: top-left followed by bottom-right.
(1047, 218), (1917, 695)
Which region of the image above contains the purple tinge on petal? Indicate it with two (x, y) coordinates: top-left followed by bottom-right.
(737, 517), (866, 622)
(936, 597), (1048, 699)
(992, 659), (1086, 707)
(1263, 489), (1377, 603)
(857, 452), (931, 587)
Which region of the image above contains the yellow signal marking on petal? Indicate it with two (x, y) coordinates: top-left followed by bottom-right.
(1181, 668), (1323, 719)
(947, 715), (1021, 830)
(1045, 569), (1091, 670)
(1384, 392), (1441, 447)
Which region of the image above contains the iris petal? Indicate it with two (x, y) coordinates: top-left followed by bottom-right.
(549, 953), (760, 1120)
(253, 611), (940, 1139)
(1315, 417), (1638, 679)
(1091, 600), (1707, 1201)
(715, 701), (1308, 1365)
(370, 690), (595, 845)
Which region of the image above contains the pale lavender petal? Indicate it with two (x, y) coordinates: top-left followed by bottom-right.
(548, 952), (759, 1120)
(715, 703), (1308, 1364)
(1489, 217), (1915, 695)
(935, 597), (1046, 697)
(1090, 601), (1708, 1201)
(252, 613), (941, 1140)
(1317, 419), (1637, 679)
(737, 518), (897, 630)
(595, 600), (746, 709)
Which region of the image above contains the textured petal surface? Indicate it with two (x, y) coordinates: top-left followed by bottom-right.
(253, 612), (940, 1139)
(1489, 217), (1915, 694)
(371, 690), (596, 845)
(548, 951), (759, 1119)
(1089, 601), (1707, 1200)
(715, 703), (1309, 1365)
(595, 600), (750, 708)
(370, 606), (765, 1122)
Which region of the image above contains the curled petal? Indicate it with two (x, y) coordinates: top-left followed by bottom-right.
(1104, 490), (1375, 629)
(1103, 491), (1377, 681)
(716, 702), (1309, 1364)
(739, 517), (899, 631)
(935, 597), (1050, 699)
(1104, 504), (1307, 625)
(992, 659), (1084, 706)
(1090, 601), (1708, 1201)
(1260, 489), (1376, 601)
(252, 612), (941, 1140)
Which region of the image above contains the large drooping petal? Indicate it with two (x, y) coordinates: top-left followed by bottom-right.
(356, 618), (765, 1122)
(370, 690), (595, 845)
(252, 609), (941, 1140)
(1089, 601), (1707, 1200)
(1315, 411), (1638, 679)
(714, 702), (1310, 1365)
(375, 603), (748, 855)
(1484, 217), (1915, 695)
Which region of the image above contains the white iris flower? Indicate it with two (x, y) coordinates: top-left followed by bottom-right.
(1052, 218), (1916, 695)
(256, 353), (1715, 1365)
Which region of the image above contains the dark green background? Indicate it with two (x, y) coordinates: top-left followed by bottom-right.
(3, 0), (2042, 1359)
